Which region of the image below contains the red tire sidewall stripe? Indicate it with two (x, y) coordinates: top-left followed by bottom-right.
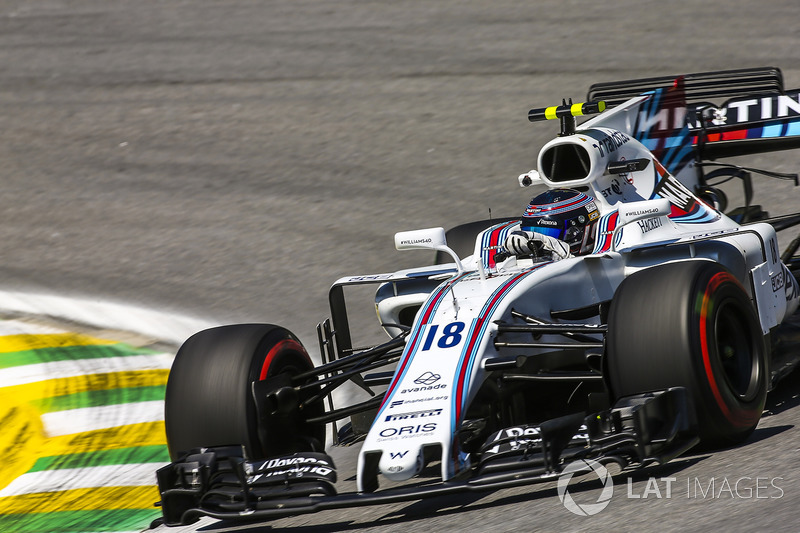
(699, 272), (760, 428)
(260, 338), (310, 380)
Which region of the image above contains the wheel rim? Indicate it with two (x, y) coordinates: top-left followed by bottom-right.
(714, 300), (761, 402)
(255, 336), (325, 455)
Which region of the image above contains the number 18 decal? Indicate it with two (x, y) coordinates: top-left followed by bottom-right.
(421, 321), (466, 351)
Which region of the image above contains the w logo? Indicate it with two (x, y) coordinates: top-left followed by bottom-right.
(389, 451), (409, 460)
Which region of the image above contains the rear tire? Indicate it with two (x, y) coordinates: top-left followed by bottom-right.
(164, 324), (324, 461)
(607, 261), (767, 446)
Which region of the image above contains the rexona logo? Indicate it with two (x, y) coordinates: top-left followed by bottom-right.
(557, 459), (614, 516)
(260, 456), (331, 470)
(483, 426), (542, 456)
(249, 455), (335, 483)
(385, 408), (442, 422)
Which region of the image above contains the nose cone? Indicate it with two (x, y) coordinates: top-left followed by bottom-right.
(378, 447), (423, 482)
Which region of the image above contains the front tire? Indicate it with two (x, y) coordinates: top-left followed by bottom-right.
(164, 324), (324, 461)
(607, 261), (767, 445)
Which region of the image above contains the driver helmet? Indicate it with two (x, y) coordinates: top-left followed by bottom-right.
(521, 188), (600, 255)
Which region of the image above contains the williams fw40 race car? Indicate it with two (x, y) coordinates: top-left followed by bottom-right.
(156, 67), (800, 526)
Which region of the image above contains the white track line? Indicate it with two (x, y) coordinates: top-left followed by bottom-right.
(0, 353), (174, 387)
(41, 401), (166, 437)
(0, 463), (167, 496)
(0, 319), (67, 335)
(0, 290), (216, 345)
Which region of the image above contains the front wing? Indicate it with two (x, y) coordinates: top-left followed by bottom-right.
(156, 387), (697, 526)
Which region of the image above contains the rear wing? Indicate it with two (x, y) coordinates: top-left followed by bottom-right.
(587, 67), (784, 106)
(690, 90), (800, 159)
(587, 67), (800, 160)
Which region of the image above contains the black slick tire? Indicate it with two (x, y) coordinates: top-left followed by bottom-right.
(164, 324), (323, 461)
(607, 261), (767, 446)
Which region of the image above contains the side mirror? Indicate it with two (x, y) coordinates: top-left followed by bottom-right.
(395, 227), (464, 274)
(395, 227), (448, 251)
(612, 198), (672, 252)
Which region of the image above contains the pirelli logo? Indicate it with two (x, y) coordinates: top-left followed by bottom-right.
(385, 408), (442, 422)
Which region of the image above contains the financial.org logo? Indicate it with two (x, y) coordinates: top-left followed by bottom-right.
(413, 372), (441, 386)
(557, 459), (614, 516)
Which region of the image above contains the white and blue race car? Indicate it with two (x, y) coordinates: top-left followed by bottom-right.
(156, 67), (800, 526)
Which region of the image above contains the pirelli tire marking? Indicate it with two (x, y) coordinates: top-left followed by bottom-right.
(0, 318), (175, 533)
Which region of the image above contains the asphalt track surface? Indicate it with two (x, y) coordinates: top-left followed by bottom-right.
(1, 1), (799, 531)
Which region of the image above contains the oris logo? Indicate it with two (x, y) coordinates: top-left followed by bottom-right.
(379, 423), (437, 438)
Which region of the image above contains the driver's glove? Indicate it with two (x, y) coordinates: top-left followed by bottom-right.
(504, 230), (572, 261)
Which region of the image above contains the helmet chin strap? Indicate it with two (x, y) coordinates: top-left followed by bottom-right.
(578, 222), (598, 254)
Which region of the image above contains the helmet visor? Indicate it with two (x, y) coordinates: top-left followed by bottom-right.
(520, 224), (565, 240)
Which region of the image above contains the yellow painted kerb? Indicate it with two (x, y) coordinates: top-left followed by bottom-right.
(0, 333), (115, 354)
(0, 485), (160, 514)
(0, 390), (44, 493)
